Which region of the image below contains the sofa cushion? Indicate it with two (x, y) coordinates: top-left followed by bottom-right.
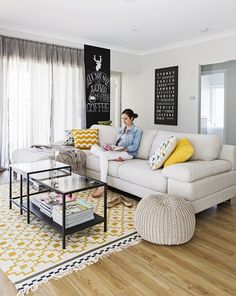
(149, 130), (221, 161)
(73, 128), (99, 149)
(86, 154), (130, 177)
(168, 170), (236, 201)
(162, 160), (232, 183)
(136, 129), (158, 160)
(64, 129), (74, 146)
(90, 124), (120, 147)
(218, 144), (236, 170)
(118, 159), (167, 193)
(164, 138), (194, 167)
(149, 136), (177, 170)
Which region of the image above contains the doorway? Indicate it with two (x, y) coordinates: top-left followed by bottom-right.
(200, 70), (225, 143)
(110, 72), (121, 127)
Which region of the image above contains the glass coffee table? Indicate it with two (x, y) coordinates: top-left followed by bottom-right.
(9, 160), (107, 249)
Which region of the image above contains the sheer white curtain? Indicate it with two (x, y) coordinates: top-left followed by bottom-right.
(0, 36), (85, 168)
(52, 52), (85, 142)
(8, 57), (52, 152)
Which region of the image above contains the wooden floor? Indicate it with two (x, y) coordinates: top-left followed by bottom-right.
(0, 171), (236, 296)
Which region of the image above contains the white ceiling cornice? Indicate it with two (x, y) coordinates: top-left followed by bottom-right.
(1, 25), (236, 57)
(139, 28), (236, 56)
(0, 25), (141, 55)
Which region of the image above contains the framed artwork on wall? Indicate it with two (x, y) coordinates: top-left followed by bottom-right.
(84, 45), (110, 128)
(154, 66), (178, 125)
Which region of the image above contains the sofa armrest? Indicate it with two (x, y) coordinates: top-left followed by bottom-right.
(218, 145), (236, 170)
(162, 160), (232, 183)
(53, 140), (64, 146)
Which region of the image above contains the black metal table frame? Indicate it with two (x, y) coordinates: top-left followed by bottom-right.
(32, 178), (107, 249)
(9, 164), (107, 249)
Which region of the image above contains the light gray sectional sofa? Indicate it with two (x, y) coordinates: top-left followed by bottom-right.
(11, 124), (236, 214)
(85, 125), (236, 213)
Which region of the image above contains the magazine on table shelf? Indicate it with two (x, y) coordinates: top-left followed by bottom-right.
(30, 192), (95, 226)
(52, 199), (95, 228)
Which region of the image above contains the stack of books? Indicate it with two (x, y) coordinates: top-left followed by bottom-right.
(30, 192), (94, 227)
(52, 199), (95, 228)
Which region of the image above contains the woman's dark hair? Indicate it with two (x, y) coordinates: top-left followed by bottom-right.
(122, 109), (138, 120)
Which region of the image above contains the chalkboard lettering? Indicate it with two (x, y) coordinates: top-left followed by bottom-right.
(84, 45), (110, 128)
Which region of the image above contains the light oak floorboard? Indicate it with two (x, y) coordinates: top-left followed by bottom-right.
(0, 170), (235, 296)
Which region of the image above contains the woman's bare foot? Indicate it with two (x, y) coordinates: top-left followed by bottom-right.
(116, 156), (124, 162)
(92, 187), (104, 198)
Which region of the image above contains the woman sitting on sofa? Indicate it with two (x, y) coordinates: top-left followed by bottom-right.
(91, 108), (142, 197)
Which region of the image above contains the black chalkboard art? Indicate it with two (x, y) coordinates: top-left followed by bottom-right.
(84, 45), (110, 128)
(154, 66), (178, 125)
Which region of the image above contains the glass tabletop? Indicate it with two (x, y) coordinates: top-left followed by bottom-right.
(32, 173), (105, 194)
(11, 160), (71, 175)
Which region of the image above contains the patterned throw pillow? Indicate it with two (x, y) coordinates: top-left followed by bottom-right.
(149, 136), (177, 170)
(73, 129), (99, 149)
(164, 138), (194, 167)
(64, 130), (74, 146)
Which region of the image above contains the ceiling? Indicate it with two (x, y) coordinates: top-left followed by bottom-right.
(0, 0), (236, 54)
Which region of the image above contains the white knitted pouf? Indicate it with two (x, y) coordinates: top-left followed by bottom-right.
(135, 194), (196, 245)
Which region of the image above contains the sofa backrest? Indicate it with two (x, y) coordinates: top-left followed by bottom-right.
(136, 129), (158, 159)
(90, 124), (120, 147)
(149, 130), (221, 161)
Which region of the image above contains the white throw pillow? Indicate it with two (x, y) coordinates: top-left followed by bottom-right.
(149, 136), (177, 170)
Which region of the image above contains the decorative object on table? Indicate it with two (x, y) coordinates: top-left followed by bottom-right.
(164, 137), (194, 167)
(73, 128), (99, 149)
(154, 66), (178, 125)
(97, 120), (112, 125)
(0, 183), (141, 295)
(135, 194), (195, 245)
(149, 136), (177, 170)
(84, 45), (111, 128)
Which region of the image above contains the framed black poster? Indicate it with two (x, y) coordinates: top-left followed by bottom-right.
(154, 66), (178, 125)
(84, 45), (110, 128)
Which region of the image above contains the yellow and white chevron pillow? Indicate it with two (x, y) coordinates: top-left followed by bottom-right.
(73, 129), (99, 149)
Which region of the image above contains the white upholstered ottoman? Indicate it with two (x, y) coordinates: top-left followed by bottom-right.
(135, 194), (196, 245)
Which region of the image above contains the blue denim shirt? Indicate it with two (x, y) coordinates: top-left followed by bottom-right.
(115, 124), (142, 156)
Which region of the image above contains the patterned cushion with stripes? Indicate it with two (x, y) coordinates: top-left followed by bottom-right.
(73, 129), (99, 149)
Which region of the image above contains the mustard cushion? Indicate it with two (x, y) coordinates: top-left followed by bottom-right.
(164, 138), (194, 167)
(73, 129), (99, 149)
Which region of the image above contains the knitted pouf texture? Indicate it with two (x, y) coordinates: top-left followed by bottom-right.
(135, 194), (196, 245)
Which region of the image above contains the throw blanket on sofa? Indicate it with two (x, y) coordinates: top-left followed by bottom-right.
(31, 145), (86, 175)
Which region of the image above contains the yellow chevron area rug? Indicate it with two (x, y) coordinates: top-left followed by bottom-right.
(0, 182), (141, 296)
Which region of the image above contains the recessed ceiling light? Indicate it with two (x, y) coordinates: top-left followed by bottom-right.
(200, 27), (209, 33)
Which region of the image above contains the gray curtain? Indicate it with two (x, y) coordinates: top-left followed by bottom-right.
(1, 36), (82, 67)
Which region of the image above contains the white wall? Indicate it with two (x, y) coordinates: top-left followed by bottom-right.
(111, 50), (141, 73)
(122, 34), (236, 132)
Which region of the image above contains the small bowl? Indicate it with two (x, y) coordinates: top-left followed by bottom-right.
(97, 121), (112, 125)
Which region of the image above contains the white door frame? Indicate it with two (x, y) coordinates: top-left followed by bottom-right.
(111, 71), (122, 127)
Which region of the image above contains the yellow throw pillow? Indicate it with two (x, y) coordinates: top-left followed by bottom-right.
(73, 129), (99, 149)
(164, 138), (194, 167)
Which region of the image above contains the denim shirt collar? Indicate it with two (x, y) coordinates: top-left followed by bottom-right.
(122, 123), (135, 133)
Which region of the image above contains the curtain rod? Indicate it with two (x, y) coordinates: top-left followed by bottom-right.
(0, 34), (84, 52)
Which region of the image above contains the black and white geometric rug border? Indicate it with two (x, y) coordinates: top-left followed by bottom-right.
(15, 232), (142, 296)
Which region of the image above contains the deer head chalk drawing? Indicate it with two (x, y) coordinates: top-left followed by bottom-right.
(93, 55), (102, 71)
